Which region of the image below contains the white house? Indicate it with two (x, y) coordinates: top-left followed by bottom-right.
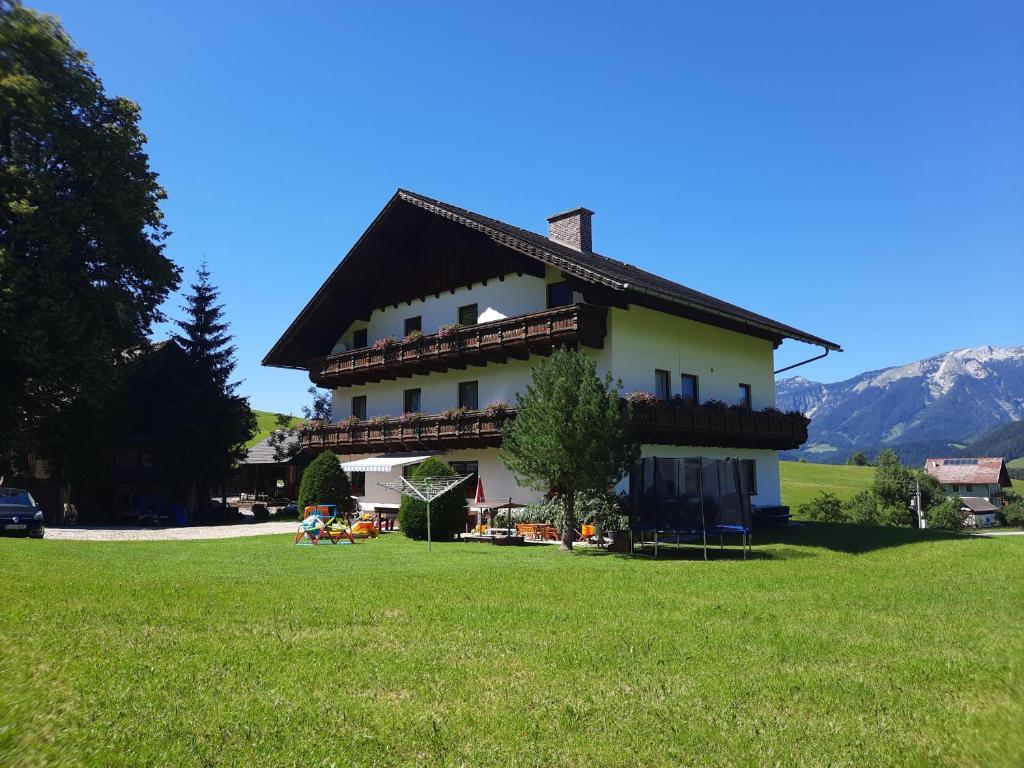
(264, 190), (839, 519)
(923, 457), (1012, 527)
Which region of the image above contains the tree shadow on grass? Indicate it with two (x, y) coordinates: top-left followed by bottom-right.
(574, 522), (970, 561)
(751, 521), (967, 555)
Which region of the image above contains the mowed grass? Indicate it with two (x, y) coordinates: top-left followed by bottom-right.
(780, 460), (875, 510)
(2, 529), (1023, 767)
(247, 409), (300, 448)
(779, 460), (1024, 509)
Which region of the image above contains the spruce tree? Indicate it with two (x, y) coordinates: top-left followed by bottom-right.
(171, 262), (255, 511)
(173, 260), (238, 393)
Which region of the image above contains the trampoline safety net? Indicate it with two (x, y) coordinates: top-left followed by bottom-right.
(629, 458), (753, 552)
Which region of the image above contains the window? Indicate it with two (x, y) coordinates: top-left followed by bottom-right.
(679, 374), (699, 404)
(655, 370), (671, 402)
(458, 304), (478, 326)
(403, 388), (421, 413)
(547, 281), (573, 308)
(404, 316), (422, 336)
(352, 328), (368, 350)
(351, 395), (366, 420)
(449, 460), (479, 498)
(739, 459), (758, 495)
(458, 381), (479, 410)
(349, 471), (366, 496)
(402, 463), (420, 478)
(964, 484), (974, 493)
(738, 383), (752, 409)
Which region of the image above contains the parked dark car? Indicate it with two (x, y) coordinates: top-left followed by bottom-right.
(0, 487), (45, 538)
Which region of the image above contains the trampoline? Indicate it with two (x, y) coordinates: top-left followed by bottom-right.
(629, 457), (753, 559)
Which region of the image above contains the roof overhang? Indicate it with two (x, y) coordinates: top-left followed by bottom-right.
(263, 189), (841, 369)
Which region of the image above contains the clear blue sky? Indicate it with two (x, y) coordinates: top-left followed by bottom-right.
(33, 0), (1024, 414)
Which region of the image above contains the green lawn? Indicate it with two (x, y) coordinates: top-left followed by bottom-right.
(2, 528), (1022, 766)
(780, 460), (875, 510)
(247, 409), (300, 448)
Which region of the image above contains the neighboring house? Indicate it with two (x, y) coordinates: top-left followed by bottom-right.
(12, 339), (196, 524)
(923, 457), (1012, 527)
(263, 190), (840, 516)
(236, 431), (309, 500)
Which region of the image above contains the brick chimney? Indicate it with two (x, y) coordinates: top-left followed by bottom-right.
(547, 207), (594, 252)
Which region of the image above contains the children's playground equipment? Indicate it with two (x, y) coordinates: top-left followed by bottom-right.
(294, 505), (356, 545)
(349, 512), (380, 539)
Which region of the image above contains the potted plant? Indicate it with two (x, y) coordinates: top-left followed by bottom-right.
(372, 336), (397, 354)
(399, 411), (423, 437)
(482, 400), (512, 420)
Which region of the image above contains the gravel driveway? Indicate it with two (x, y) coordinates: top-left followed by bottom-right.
(43, 520), (295, 542)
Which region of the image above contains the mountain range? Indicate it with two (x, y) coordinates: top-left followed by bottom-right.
(776, 345), (1024, 464)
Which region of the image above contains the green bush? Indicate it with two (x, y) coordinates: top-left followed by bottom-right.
(398, 457), (468, 541)
(880, 504), (914, 527)
(297, 451), (356, 516)
(1003, 501), (1024, 528)
(799, 492), (848, 522)
(844, 490), (879, 525)
(927, 497), (965, 532)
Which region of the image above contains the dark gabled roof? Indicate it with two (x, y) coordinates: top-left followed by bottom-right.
(241, 432), (301, 465)
(397, 190), (840, 351)
(264, 189), (840, 368)
(960, 497), (999, 513)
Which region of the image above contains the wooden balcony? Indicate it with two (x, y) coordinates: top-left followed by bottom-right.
(629, 402), (810, 451)
(299, 409), (514, 453)
(310, 303), (608, 387)
(300, 402), (809, 454)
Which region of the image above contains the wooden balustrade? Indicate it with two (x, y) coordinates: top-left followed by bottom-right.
(299, 402), (809, 453)
(310, 303), (607, 387)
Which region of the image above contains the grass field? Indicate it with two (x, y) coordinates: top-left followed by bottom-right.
(780, 460), (875, 510)
(247, 409), (301, 448)
(780, 460), (1024, 510)
(2, 527), (1022, 766)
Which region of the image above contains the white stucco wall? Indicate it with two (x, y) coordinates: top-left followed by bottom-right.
(326, 276), (787, 510)
(351, 445), (780, 509)
(345, 447), (544, 511)
(332, 267), (581, 353)
(331, 358), (537, 419)
(605, 305), (776, 408)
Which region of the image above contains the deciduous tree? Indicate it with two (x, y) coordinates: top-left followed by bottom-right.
(0, 1), (180, 480)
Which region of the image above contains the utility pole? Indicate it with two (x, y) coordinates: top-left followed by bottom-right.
(915, 477), (925, 529)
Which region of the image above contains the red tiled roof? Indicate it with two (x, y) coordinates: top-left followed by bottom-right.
(922, 458), (1011, 487)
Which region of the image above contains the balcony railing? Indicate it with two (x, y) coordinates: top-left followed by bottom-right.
(628, 403), (809, 450)
(299, 409), (514, 453)
(310, 303), (608, 387)
(299, 402), (809, 454)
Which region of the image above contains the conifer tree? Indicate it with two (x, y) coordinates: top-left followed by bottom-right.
(173, 260), (238, 393)
(171, 262), (255, 510)
(500, 347), (639, 550)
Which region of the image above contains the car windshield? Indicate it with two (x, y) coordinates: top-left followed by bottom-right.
(0, 489), (34, 506)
